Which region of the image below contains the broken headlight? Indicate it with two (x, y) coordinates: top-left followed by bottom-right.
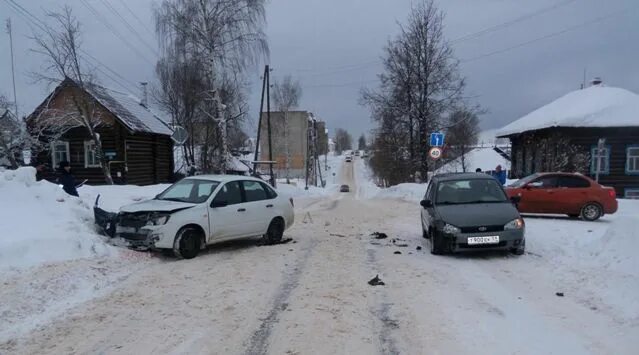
(146, 213), (171, 226)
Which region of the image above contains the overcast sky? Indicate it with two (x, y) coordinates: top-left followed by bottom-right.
(1, 0), (638, 139)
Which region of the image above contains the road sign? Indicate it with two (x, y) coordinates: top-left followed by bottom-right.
(430, 132), (445, 147)
(429, 147), (442, 160)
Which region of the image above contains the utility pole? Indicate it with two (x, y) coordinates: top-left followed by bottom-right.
(253, 66), (268, 174)
(6, 18), (18, 118)
(266, 65), (275, 187)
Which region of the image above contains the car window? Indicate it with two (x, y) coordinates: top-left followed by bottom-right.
(530, 176), (558, 188)
(509, 173), (540, 187)
(243, 180), (269, 202)
(213, 181), (243, 205)
(435, 179), (507, 204)
(259, 182), (278, 199)
(157, 179), (220, 204)
(558, 176), (590, 188)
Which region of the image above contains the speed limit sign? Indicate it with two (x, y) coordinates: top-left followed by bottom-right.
(429, 147), (442, 160)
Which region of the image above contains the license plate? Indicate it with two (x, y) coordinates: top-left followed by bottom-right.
(467, 236), (499, 245)
(116, 226), (137, 234)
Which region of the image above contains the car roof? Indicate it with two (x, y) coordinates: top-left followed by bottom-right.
(184, 175), (265, 183)
(432, 172), (498, 182)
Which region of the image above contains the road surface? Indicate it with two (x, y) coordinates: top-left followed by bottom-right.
(1, 158), (636, 354)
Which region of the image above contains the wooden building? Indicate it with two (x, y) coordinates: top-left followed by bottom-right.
(497, 81), (639, 198)
(27, 78), (175, 185)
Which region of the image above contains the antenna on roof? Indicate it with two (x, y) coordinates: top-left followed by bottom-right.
(140, 82), (148, 107)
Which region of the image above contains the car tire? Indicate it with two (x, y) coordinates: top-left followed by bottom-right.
(421, 222), (430, 239)
(512, 240), (525, 255)
(581, 203), (602, 221)
(173, 227), (202, 259)
(430, 230), (445, 255)
(264, 218), (284, 244)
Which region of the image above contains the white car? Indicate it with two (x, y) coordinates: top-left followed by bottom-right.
(115, 176), (295, 259)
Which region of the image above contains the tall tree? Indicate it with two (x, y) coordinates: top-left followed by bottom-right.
(358, 134), (367, 151)
(154, 0), (268, 173)
(334, 128), (352, 155)
(361, 0), (465, 182)
(0, 93), (21, 168)
(32, 6), (114, 184)
(445, 108), (480, 172)
(272, 75), (302, 183)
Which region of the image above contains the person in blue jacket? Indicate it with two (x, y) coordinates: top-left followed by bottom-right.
(57, 161), (79, 197)
(493, 164), (507, 185)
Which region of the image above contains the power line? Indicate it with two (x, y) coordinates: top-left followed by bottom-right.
(79, 0), (155, 65)
(116, 0), (156, 38)
(98, 0), (159, 56)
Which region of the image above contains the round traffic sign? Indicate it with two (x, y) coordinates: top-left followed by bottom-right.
(429, 147), (442, 160)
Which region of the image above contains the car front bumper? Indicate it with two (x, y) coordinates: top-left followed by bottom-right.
(115, 225), (171, 250)
(445, 229), (525, 253)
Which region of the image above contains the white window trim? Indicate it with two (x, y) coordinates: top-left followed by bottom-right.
(84, 140), (101, 168)
(626, 146), (639, 174)
(51, 141), (70, 168)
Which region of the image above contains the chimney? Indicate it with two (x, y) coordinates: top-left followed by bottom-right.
(140, 82), (148, 107)
(590, 77), (603, 86)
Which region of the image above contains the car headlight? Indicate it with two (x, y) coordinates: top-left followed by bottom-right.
(146, 214), (170, 226)
(442, 223), (461, 234)
(505, 218), (524, 230)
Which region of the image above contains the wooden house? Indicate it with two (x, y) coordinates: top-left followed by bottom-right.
(27, 78), (175, 185)
(497, 81), (639, 198)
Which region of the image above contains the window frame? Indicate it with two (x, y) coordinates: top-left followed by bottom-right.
(625, 145), (639, 175)
(50, 141), (70, 168)
(558, 175), (591, 189)
(212, 181), (244, 206)
(590, 145), (611, 175)
(84, 140), (101, 168)
(624, 188), (639, 199)
(530, 175), (559, 189)
(241, 180), (270, 202)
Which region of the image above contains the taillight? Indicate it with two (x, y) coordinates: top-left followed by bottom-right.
(289, 198), (294, 207)
(608, 189), (616, 198)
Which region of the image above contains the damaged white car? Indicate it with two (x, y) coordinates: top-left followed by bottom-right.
(95, 176), (295, 259)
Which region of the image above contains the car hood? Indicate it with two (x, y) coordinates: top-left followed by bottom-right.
(119, 199), (197, 213)
(435, 203), (519, 227)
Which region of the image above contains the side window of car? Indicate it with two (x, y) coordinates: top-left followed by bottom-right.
(259, 182), (278, 199)
(213, 181), (243, 205)
(559, 176), (591, 188)
(243, 181), (269, 202)
(531, 176), (558, 188)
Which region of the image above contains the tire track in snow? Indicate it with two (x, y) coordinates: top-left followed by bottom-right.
(366, 248), (401, 355)
(244, 238), (318, 355)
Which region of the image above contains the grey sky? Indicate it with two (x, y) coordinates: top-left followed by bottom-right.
(1, 0), (638, 140)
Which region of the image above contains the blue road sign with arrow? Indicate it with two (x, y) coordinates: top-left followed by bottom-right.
(430, 132), (445, 147)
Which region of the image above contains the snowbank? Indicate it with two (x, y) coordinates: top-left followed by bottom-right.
(0, 168), (117, 270)
(354, 159), (426, 202)
(80, 183), (170, 212)
(374, 183), (426, 202)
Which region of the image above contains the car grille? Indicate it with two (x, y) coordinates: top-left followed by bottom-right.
(460, 225), (504, 233)
(119, 232), (148, 241)
(118, 212), (151, 229)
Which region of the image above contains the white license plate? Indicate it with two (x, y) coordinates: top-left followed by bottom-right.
(116, 226), (137, 234)
(467, 236), (500, 245)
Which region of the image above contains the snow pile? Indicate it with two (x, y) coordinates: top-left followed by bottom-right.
(498, 85), (639, 136)
(374, 183), (426, 202)
(0, 168), (117, 270)
(354, 159), (425, 202)
(80, 183), (170, 212)
(436, 147), (510, 174)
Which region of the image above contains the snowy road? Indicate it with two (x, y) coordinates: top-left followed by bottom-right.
(2, 159), (638, 354)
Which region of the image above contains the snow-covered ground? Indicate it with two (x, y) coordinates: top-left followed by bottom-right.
(1, 158), (638, 354)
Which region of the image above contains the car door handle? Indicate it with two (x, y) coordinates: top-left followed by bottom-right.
(237, 208), (246, 212)
(266, 204), (273, 208)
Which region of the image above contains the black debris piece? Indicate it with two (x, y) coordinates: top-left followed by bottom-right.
(330, 233), (347, 238)
(371, 232), (388, 239)
(394, 251), (402, 255)
(368, 274), (385, 286)
(416, 246), (422, 251)
(556, 292), (565, 297)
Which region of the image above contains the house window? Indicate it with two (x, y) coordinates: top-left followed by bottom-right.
(51, 141), (70, 167)
(84, 140), (101, 168)
(625, 189), (639, 199)
(590, 145), (610, 175)
(626, 146), (639, 175)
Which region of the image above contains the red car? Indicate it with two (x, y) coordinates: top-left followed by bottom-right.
(505, 173), (617, 221)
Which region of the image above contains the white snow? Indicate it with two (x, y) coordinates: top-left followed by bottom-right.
(497, 85), (639, 136)
(436, 147), (511, 174)
(477, 129), (510, 147)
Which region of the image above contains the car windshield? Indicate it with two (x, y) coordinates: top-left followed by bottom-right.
(508, 173), (541, 188)
(435, 179), (508, 205)
(156, 179), (220, 204)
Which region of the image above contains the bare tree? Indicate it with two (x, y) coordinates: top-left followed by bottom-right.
(0, 93), (21, 168)
(154, 0), (268, 174)
(445, 108), (480, 172)
(334, 128), (353, 155)
(31, 6), (113, 184)
(272, 75), (302, 183)
(362, 0), (465, 182)
(358, 134), (367, 151)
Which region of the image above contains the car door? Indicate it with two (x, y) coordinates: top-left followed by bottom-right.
(422, 182), (436, 231)
(208, 181), (247, 241)
(555, 175), (592, 215)
(240, 180), (275, 236)
(518, 175), (559, 213)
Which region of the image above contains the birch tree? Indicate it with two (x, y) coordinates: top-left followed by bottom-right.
(272, 75), (302, 183)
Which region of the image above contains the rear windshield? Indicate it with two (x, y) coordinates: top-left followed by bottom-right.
(436, 179), (508, 205)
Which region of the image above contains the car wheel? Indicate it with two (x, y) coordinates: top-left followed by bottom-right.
(430, 230), (445, 255)
(511, 239), (525, 255)
(173, 227), (201, 259)
(581, 203), (602, 221)
(264, 218), (284, 244)
(421, 222), (429, 239)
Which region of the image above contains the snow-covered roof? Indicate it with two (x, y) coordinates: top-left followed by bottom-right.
(436, 147), (511, 174)
(86, 85), (173, 136)
(497, 85), (639, 137)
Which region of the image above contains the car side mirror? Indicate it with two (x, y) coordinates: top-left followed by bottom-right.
(210, 200), (228, 208)
(510, 195), (521, 204)
(420, 199), (433, 208)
